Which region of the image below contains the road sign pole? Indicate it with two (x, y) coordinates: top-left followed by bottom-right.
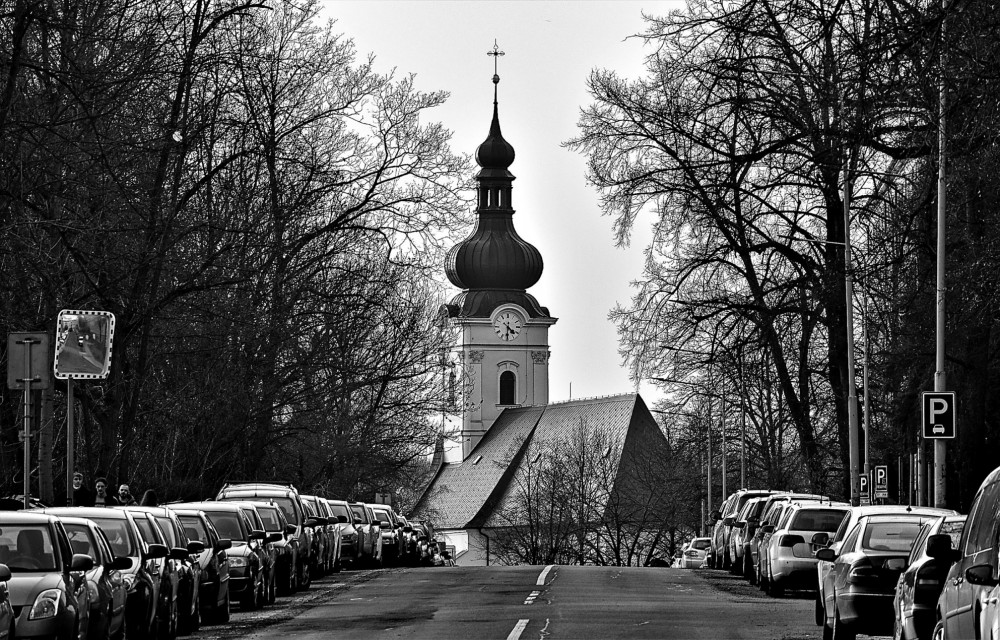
(21, 337), (36, 510)
(933, 0), (948, 510)
(66, 379), (74, 506)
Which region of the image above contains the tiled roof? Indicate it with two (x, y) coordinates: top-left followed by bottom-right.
(413, 393), (664, 530)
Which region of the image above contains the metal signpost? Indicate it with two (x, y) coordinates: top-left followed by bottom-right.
(874, 465), (889, 501)
(7, 332), (51, 509)
(54, 310), (115, 505)
(859, 473), (870, 506)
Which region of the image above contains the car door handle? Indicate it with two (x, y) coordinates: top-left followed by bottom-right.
(953, 577), (963, 586)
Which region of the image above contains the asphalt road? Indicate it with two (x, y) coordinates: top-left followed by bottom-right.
(191, 565), (893, 640)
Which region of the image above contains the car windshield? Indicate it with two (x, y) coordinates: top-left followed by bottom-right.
(91, 517), (138, 557)
(350, 506), (369, 523)
(256, 507), (282, 532)
(65, 523), (97, 560)
(0, 524), (59, 572)
(790, 509), (848, 532)
(691, 539), (711, 550)
(205, 511), (246, 543)
(179, 515), (210, 546)
(331, 504), (350, 521)
(154, 516), (178, 547)
(863, 521), (923, 552)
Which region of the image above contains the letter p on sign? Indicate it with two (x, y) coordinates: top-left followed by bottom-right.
(921, 392), (956, 439)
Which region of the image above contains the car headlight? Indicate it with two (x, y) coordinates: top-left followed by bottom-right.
(343, 533), (356, 542)
(229, 556), (247, 568)
(29, 588), (63, 620)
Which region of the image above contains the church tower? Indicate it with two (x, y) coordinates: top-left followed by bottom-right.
(443, 52), (556, 460)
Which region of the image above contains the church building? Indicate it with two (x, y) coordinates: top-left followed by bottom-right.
(413, 60), (669, 566)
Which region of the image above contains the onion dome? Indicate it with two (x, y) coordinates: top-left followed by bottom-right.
(443, 70), (549, 320)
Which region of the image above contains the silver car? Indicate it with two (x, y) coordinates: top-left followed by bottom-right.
(759, 502), (848, 596)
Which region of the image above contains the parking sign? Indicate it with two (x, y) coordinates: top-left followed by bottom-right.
(874, 465), (888, 499)
(859, 473), (870, 505)
(921, 392), (956, 439)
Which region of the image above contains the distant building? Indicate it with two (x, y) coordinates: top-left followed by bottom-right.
(416, 66), (669, 566)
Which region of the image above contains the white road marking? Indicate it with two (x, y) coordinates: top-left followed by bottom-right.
(536, 564), (554, 585)
(524, 590), (541, 604)
(506, 618), (530, 640)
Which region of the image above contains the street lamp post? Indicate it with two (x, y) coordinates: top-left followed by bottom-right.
(842, 160), (861, 507)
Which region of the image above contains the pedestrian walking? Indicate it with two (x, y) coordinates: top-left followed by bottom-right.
(94, 478), (120, 507)
(117, 484), (137, 506)
(71, 472), (94, 507)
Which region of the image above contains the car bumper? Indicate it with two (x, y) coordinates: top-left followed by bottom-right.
(771, 557), (820, 589)
(900, 605), (936, 640)
(14, 606), (80, 638)
(681, 557), (705, 568)
(837, 590), (895, 633)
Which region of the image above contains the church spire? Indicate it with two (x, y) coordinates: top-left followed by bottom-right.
(443, 43), (549, 320)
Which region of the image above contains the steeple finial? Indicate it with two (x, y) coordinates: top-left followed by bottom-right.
(487, 40), (504, 102)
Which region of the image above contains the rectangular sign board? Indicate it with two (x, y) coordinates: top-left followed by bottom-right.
(54, 310), (115, 380)
(874, 465), (889, 499)
(7, 332), (51, 390)
(922, 392), (956, 439)
(859, 473), (870, 505)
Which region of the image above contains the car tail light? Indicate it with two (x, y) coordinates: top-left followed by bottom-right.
(779, 535), (804, 547)
(847, 559), (879, 583)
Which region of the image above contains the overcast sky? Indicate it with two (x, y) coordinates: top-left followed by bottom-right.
(322, 1), (684, 404)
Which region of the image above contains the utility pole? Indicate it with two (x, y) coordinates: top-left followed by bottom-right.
(933, 0), (949, 509)
(843, 158), (861, 507)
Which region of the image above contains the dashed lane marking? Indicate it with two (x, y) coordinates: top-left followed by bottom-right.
(506, 618), (530, 640)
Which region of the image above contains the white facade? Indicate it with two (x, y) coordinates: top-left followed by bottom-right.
(453, 303), (556, 460)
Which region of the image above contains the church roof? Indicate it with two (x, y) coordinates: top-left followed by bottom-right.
(412, 393), (662, 530)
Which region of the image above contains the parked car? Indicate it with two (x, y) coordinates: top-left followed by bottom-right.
(126, 505), (205, 635)
(349, 502), (383, 568)
(814, 505), (956, 633)
(933, 464), (1000, 639)
(681, 537), (711, 568)
(892, 514), (965, 640)
(817, 513), (945, 639)
(328, 499), (362, 568)
(0, 511), (94, 640)
(758, 503), (849, 596)
(316, 498), (343, 573)
(731, 496), (771, 581)
(708, 489), (777, 570)
(37, 506), (167, 640)
(300, 495), (335, 578)
(60, 515), (131, 640)
(216, 482), (315, 590)
(125, 509), (184, 638)
(0, 563), (14, 639)
(169, 507), (231, 624)
(244, 501), (296, 597)
(228, 502), (281, 604)
(369, 503), (403, 566)
(171, 502), (265, 611)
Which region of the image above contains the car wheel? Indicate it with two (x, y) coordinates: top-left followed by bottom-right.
(832, 606), (856, 640)
(931, 620), (945, 640)
(769, 576), (784, 597)
(268, 570), (276, 604)
(743, 554), (754, 582)
(217, 595), (230, 624)
(815, 594), (825, 626)
(241, 571), (259, 610)
(299, 560), (311, 590)
(256, 571), (266, 609)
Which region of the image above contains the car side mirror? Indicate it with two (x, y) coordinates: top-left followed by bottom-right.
(732, 521), (745, 529)
(144, 543), (169, 560)
(215, 538), (232, 552)
(966, 564), (999, 587)
(169, 547), (190, 561)
(305, 518), (319, 528)
(379, 521), (391, 530)
(761, 524), (774, 534)
(723, 517), (735, 527)
(337, 515), (348, 523)
(284, 524), (297, 535)
(811, 532), (830, 547)
(70, 553), (95, 572)
(815, 548), (837, 562)
(109, 556), (133, 571)
(187, 541), (205, 555)
(709, 510), (721, 522)
(926, 534), (959, 562)
(250, 530), (266, 541)
(266, 532), (282, 543)
(403, 526), (413, 532)
(0, 564), (11, 581)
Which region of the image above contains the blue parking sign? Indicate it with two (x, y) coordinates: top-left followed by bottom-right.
(921, 392), (956, 439)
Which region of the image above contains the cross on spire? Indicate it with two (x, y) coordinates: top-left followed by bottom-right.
(488, 40), (504, 81)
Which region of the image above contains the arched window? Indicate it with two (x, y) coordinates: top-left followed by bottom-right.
(499, 371), (516, 405)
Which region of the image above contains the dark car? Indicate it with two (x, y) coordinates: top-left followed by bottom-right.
(893, 515), (965, 640)
(1, 511), (94, 640)
(60, 515), (131, 640)
(37, 506), (167, 640)
(125, 509), (185, 638)
(933, 464), (1000, 639)
(817, 513), (943, 639)
(242, 502), (289, 602)
(0, 563), (14, 639)
(227, 502), (278, 605)
(328, 499), (361, 568)
(316, 498), (343, 573)
(369, 503), (403, 567)
(126, 506), (205, 635)
(172, 502), (265, 611)
(216, 482), (315, 591)
(299, 496), (331, 578)
(168, 507), (231, 624)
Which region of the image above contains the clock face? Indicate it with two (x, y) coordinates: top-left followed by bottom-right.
(493, 311), (523, 341)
